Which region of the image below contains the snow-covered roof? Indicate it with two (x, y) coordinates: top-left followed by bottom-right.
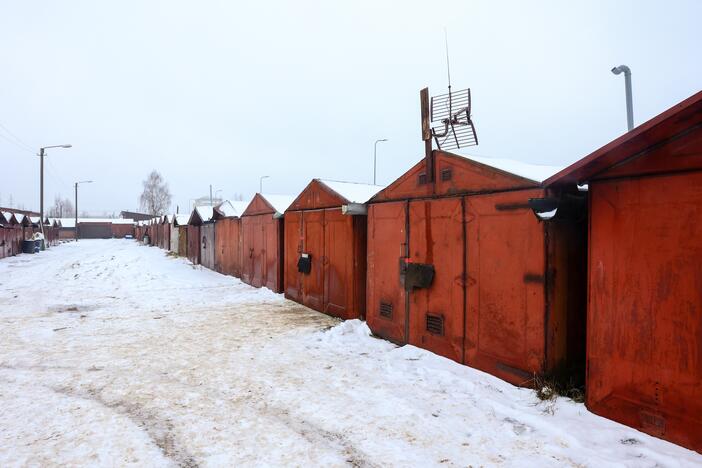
(57, 218), (135, 227)
(318, 179), (385, 204)
(261, 194), (295, 215)
(29, 216), (41, 224)
(456, 153), (564, 183)
(193, 205), (214, 223)
(215, 200), (250, 218)
(174, 214), (190, 226)
(1, 212), (12, 223)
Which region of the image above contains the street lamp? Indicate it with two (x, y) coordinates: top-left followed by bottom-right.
(611, 65), (634, 131)
(373, 139), (388, 185)
(38, 144), (72, 234)
(74, 180), (93, 242)
(259, 175), (270, 193)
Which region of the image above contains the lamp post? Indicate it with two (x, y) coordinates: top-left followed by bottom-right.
(74, 180), (92, 242)
(611, 65), (634, 131)
(373, 139), (388, 185)
(38, 144), (72, 233)
(259, 175), (270, 193)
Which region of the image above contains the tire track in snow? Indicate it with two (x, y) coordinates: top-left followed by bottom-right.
(49, 384), (199, 468)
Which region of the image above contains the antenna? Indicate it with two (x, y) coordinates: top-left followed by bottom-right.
(428, 30), (479, 151)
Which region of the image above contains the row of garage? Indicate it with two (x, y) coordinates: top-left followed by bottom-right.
(139, 90), (701, 453)
(0, 212), (62, 258)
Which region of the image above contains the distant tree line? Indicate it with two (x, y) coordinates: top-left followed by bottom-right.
(48, 195), (74, 217)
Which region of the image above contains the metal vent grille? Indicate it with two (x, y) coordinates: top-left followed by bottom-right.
(440, 168), (452, 181)
(418, 173), (427, 185)
(379, 302), (393, 318)
(426, 314), (444, 335)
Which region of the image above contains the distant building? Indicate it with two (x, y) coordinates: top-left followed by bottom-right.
(0, 206), (39, 217)
(191, 196), (223, 208)
(120, 211), (153, 221)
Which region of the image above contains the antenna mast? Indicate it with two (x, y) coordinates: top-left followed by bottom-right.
(444, 28), (452, 93)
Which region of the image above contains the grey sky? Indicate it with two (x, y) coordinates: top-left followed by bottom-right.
(1, 0), (700, 214)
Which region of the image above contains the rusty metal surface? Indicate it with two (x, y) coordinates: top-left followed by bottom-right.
(407, 197), (465, 362)
(214, 218), (241, 277)
(586, 172), (702, 453)
(283, 211), (302, 301)
(371, 151), (538, 203)
(263, 215), (283, 292)
(241, 216), (259, 287)
(366, 201), (408, 344)
(187, 225), (200, 265)
(178, 226), (188, 256)
(288, 179), (346, 211)
(241, 214), (284, 292)
(323, 209), (357, 319)
(367, 151), (588, 389)
(200, 223), (216, 270)
(301, 210), (324, 311)
(285, 204), (366, 320)
(464, 189), (547, 385)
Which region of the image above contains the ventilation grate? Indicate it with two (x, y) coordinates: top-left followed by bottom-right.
(426, 313), (444, 335)
(379, 302), (393, 318)
(418, 173), (427, 185)
(440, 168), (453, 181)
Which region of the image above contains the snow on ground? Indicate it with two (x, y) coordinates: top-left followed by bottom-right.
(0, 240), (699, 467)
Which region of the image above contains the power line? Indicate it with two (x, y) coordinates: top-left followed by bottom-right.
(0, 121), (35, 153)
(0, 130), (34, 155)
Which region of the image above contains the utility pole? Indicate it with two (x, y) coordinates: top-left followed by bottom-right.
(38, 144), (72, 236)
(40, 148), (44, 230)
(74, 182), (78, 242)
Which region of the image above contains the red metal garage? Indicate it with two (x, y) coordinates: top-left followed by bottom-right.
(157, 216), (170, 249)
(544, 90), (702, 453)
(174, 215), (189, 257)
(241, 194), (293, 292)
(189, 206), (216, 270)
(187, 219), (200, 265)
(213, 200), (249, 278)
(284, 179), (382, 320)
(367, 149), (587, 386)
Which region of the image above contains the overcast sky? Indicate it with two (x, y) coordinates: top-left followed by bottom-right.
(1, 0), (700, 215)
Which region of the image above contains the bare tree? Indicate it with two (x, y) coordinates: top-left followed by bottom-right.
(139, 170), (172, 215)
(48, 195), (74, 217)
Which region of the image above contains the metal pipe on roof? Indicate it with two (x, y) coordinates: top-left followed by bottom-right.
(611, 65), (634, 131)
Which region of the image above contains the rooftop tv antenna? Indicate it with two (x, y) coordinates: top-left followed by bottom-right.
(429, 29), (479, 151)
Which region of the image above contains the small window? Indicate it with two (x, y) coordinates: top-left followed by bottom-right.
(418, 173), (427, 185)
(426, 313), (444, 335)
(440, 168), (453, 181)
